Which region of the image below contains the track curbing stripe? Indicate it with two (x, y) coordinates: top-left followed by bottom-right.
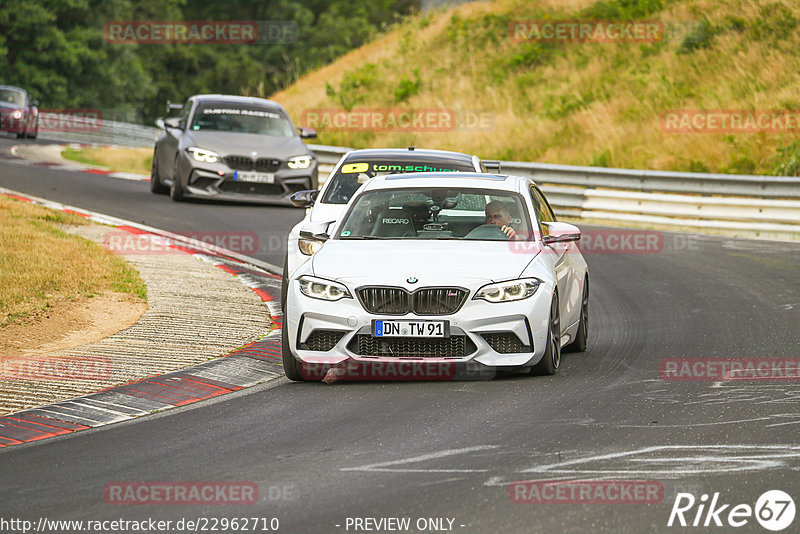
(0, 188), (287, 450)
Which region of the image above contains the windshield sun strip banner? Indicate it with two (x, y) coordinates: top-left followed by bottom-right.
(340, 162), (467, 174)
(200, 108), (281, 118)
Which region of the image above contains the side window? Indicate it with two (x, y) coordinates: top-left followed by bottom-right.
(178, 101), (192, 129)
(528, 184), (544, 236)
(533, 187), (556, 223)
(528, 185), (555, 237)
(322, 171), (370, 204)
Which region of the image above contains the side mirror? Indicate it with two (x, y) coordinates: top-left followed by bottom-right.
(299, 220), (334, 242)
(155, 117), (165, 129)
(30, 100), (40, 108)
(164, 117), (183, 129)
(542, 222), (581, 245)
(299, 127), (317, 139)
(290, 189), (319, 208)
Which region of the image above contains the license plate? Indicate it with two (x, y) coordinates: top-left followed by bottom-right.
(373, 320), (448, 338)
(234, 171), (274, 183)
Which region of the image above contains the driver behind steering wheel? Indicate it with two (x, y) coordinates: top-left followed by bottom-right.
(485, 200), (520, 240)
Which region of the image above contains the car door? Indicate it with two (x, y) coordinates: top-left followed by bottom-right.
(530, 184), (577, 329)
(160, 100), (192, 181)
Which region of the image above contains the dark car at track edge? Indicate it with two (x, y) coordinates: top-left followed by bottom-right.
(0, 85), (39, 139)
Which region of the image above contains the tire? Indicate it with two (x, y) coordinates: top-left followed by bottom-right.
(281, 320), (304, 381)
(169, 156), (186, 201)
(280, 251), (289, 313)
(150, 151), (169, 194)
(532, 293), (561, 376)
(564, 277), (588, 353)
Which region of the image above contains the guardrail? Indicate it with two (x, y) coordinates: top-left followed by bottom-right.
(35, 122), (799, 239)
(308, 144), (800, 240)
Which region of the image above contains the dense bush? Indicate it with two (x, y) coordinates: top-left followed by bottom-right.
(0, 0), (418, 123)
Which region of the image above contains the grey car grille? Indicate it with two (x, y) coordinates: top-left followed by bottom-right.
(356, 287), (468, 316)
(224, 156), (282, 172)
(256, 158), (281, 172)
(348, 335), (476, 358)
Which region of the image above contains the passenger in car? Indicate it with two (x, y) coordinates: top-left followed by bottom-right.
(485, 200), (520, 240)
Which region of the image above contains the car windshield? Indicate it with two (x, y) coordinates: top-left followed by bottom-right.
(0, 89), (25, 106)
(190, 106), (296, 136)
(321, 159), (475, 204)
(337, 187), (532, 241)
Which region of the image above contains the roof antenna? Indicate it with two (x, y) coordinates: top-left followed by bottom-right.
(408, 146), (415, 151)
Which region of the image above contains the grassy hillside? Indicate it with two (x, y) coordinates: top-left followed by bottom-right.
(266, 0), (800, 175)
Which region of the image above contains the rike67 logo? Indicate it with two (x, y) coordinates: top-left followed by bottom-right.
(668, 490), (795, 531)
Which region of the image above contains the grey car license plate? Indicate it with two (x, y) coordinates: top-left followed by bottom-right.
(234, 171), (274, 183)
(373, 320), (448, 338)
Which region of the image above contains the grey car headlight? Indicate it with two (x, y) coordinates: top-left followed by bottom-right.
(187, 147), (219, 163)
(298, 275), (351, 301)
(474, 278), (541, 303)
(287, 155), (312, 169)
(298, 238), (323, 256)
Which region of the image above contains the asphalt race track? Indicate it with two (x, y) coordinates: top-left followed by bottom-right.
(0, 137), (301, 267)
(1, 135), (799, 533)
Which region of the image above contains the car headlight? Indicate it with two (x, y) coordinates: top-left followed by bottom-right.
(287, 155), (312, 169)
(474, 278), (541, 303)
(11, 110), (23, 120)
(187, 147), (219, 163)
(298, 276), (351, 301)
(298, 238), (323, 256)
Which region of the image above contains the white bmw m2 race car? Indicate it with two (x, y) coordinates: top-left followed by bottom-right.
(281, 147), (495, 310)
(282, 172), (588, 381)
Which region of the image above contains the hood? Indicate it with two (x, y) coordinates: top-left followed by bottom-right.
(185, 131), (310, 158)
(311, 240), (539, 288)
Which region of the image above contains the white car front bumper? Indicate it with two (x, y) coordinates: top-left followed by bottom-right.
(284, 278), (554, 368)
